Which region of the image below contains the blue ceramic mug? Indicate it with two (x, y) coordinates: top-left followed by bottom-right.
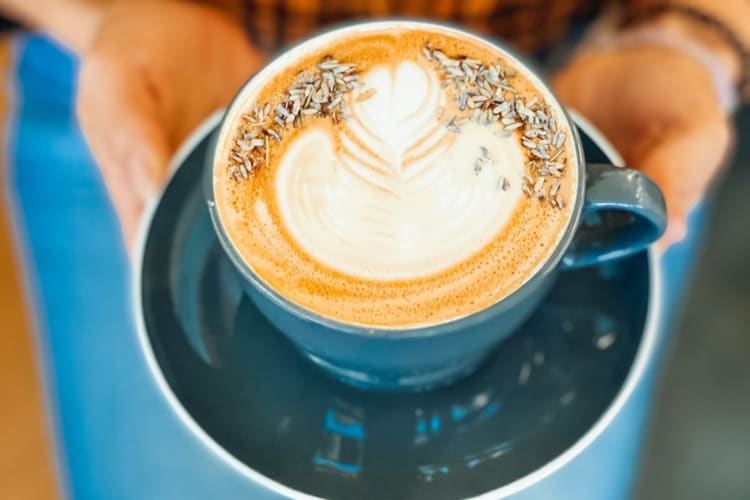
(206, 21), (667, 391)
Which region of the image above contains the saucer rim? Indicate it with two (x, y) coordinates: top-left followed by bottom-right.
(133, 111), (663, 500)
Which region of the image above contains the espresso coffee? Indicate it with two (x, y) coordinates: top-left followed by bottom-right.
(214, 25), (577, 328)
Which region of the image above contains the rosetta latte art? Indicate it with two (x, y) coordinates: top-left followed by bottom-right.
(276, 61), (527, 280)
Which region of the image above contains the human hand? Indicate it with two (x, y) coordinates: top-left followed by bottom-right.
(553, 45), (733, 249)
(76, 1), (265, 248)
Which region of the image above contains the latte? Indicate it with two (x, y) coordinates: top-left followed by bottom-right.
(214, 25), (577, 328)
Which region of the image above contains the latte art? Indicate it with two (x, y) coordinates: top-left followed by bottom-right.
(214, 26), (578, 327)
(277, 62), (526, 279)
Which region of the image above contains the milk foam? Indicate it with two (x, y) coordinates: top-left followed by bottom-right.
(276, 61), (527, 280)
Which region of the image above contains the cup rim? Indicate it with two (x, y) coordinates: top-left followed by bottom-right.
(208, 19), (587, 337)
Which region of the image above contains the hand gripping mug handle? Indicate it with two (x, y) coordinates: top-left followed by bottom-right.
(561, 163), (667, 269)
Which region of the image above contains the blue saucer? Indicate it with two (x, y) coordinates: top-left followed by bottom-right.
(138, 123), (651, 499)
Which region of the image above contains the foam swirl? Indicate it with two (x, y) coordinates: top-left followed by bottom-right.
(276, 61), (527, 280)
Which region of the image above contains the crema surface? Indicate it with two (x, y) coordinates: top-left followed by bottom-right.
(214, 26), (577, 327)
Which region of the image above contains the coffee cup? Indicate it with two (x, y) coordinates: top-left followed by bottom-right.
(205, 20), (666, 391)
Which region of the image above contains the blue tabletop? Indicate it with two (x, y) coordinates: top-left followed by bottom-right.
(5, 34), (706, 499)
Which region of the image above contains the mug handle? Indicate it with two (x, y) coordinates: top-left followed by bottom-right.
(561, 163), (667, 269)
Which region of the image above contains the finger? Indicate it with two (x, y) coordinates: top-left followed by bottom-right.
(77, 53), (171, 248)
(77, 53), (171, 194)
(637, 119), (732, 250)
(87, 132), (144, 251)
(113, 191), (144, 253)
(655, 216), (687, 253)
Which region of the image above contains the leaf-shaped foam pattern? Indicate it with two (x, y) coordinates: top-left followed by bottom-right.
(276, 62), (528, 280)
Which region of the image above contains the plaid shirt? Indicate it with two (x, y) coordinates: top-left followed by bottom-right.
(199, 0), (750, 98)
(207, 0), (608, 53)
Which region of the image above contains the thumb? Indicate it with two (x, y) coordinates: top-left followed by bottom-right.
(635, 119), (731, 252)
(120, 112), (171, 204)
(77, 55), (172, 248)
(655, 216), (687, 253)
